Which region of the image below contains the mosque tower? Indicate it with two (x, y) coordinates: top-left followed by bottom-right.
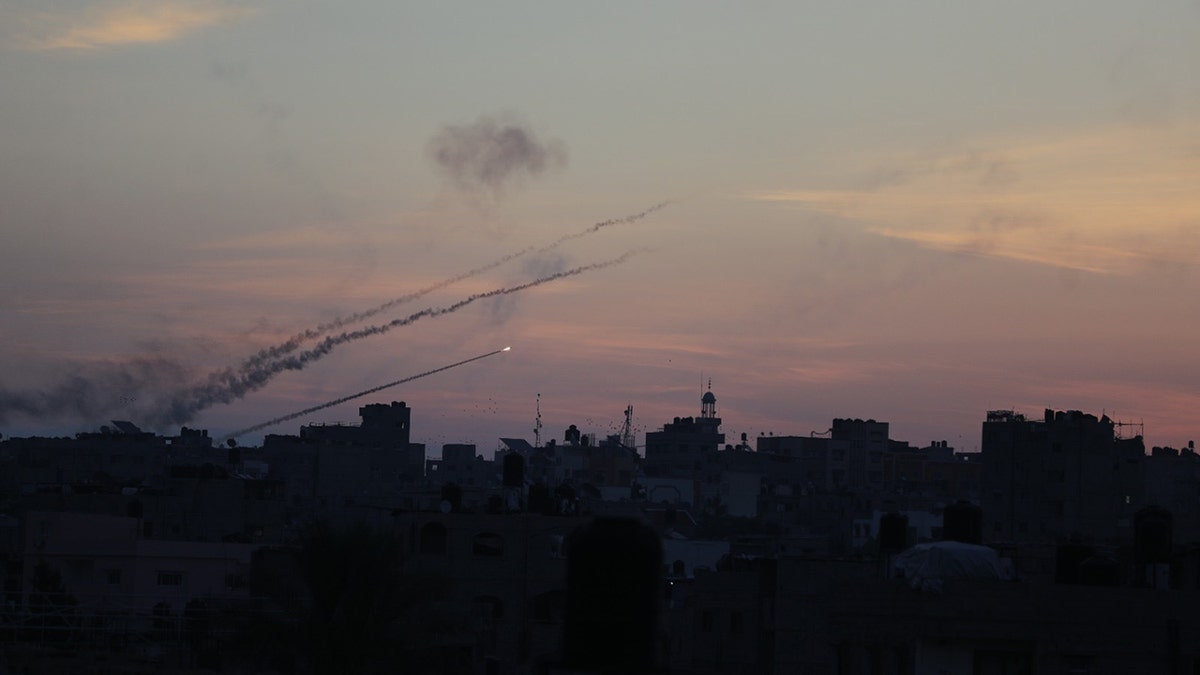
(643, 381), (725, 476)
(701, 382), (717, 420)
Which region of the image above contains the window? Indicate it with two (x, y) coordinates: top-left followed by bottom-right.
(157, 571), (183, 586)
(730, 611), (744, 634)
(106, 569), (122, 585)
(702, 610), (713, 632)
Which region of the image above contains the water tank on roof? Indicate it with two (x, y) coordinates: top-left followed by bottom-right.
(565, 424), (581, 444)
(942, 500), (983, 545)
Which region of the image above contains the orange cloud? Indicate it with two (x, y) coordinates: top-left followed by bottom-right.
(15, 1), (254, 50)
(749, 124), (1200, 275)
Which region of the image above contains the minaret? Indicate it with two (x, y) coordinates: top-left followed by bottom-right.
(701, 380), (717, 420)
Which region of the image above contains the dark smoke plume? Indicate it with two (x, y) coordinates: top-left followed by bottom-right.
(0, 357), (193, 426)
(150, 250), (642, 426)
(237, 202), (669, 372)
(428, 115), (567, 200)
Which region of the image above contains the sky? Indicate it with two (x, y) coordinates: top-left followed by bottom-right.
(1, 1), (1198, 454)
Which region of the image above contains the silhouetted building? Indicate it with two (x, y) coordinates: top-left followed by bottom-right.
(22, 510), (257, 614)
(981, 409), (1145, 544)
(645, 390), (725, 477)
(394, 510), (585, 672)
(830, 417), (888, 491)
(427, 443), (495, 488)
(1145, 443), (1200, 543)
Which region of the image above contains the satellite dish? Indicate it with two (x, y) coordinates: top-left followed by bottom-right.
(226, 438), (238, 448)
(439, 500), (452, 514)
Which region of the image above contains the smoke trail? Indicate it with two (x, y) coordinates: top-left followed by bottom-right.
(428, 114), (567, 201)
(154, 250), (641, 425)
(234, 245), (532, 372)
(237, 202), (669, 372)
(0, 204), (664, 431)
(538, 201), (671, 251)
(224, 347), (510, 439)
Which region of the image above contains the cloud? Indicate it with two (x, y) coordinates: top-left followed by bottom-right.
(855, 148), (1018, 192)
(747, 124), (1200, 275)
(11, 1), (255, 51)
(428, 114), (567, 203)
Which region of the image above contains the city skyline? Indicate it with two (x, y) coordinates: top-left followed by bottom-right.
(2, 2), (1198, 451)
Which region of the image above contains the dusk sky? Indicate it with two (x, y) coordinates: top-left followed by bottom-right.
(2, 1), (1198, 453)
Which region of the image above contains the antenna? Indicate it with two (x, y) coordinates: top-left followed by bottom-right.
(534, 393), (543, 448)
(620, 404), (635, 449)
(1112, 416), (1144, 440)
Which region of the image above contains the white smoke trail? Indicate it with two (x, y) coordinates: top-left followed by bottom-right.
(153, 250), (642, 424)
(236, 202), (669, 371)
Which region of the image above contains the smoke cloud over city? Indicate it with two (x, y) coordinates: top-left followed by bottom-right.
(0, 357), (193, 425)
(428, 114), (567, 201)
